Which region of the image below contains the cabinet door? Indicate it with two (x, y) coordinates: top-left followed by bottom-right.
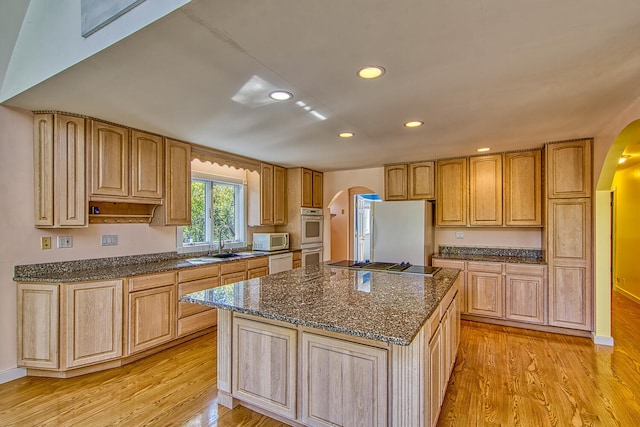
(408, 161), (435, 200)
(260, 163), (274, 225)
(233, 317), (297, 419)
(128, 285), (176, 354)
(64, 280), (123, 368)
(548, 199), (591, 264)
(469, 154), (502, 226)
(428, 326), (442, 427)
(546, 139), (592, 198)
(312, 171), (323, 208)
(504, 150), (541, 226)
(17, 283), (59, 369)
(248, 266), (269, 279)
(301, 168), (314, 207)
(384, 164), (408, 201)
(302, 333), (387, 427)
(436, 158), (467, 226)
(505, 275), (545, 324)
(164, 139), (191, 225)
(467, 271), (503, 318)
(433, 259), (467, 313)
(34, 114), (55, 226)
(549, 266), (591, 330)
(274, 165), (287, 224)
(131, 130), (163, 199)
(221, 271), (247, 285)
(90, 121), (129, 197)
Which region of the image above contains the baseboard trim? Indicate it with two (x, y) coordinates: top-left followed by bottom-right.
(592, 334), (614, 347)
(0, 367), (26, 384)
(614, 286), (640, 305)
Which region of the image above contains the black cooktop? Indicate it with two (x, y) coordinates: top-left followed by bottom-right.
(327, 260), (441, 277)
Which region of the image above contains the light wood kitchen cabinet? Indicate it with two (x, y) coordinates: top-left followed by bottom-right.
(312, 170), (323, 208)
(547, 198), (592, 330)
(17, 283), (59, 369)
(432, 259), (467, 313)
(504, 150), (542, 226)
(469, 154), (503, 226)
(467, 262), (503, 318)
(64, 280), (123, 368)
(260, 163), (287, 225)
(436, 158), (468, 226)
(33, 113), (86, 228)
(505, 264), (546, 324)
(546, 139), (592, 199)
(131, 130), (163, 199)
(428, 325), (443, 427)
(177, 265), (220, 337)
(220, 260), (247, 285)
(301, 167), (324, 208)
(126, 272), (176, 355)
(89, 120), (130, 198)
(384, 164), (408, 200)
(247, 256), (269, 279)
(233, 317), (297, 419)
(301, 332), (387, 427)
(409, 161), (436, 200)
(292, 251), (302, 269)
(152, 138), (191, 226)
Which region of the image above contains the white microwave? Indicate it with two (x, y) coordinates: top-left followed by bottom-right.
(252, 233), (289, 251)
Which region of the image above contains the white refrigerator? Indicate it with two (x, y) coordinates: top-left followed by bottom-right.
(370, 200), (435, 266)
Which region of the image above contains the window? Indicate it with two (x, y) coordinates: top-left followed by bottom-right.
(179, 172), (246, 252)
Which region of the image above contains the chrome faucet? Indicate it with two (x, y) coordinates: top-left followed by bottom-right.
(216, 224), (235, 254)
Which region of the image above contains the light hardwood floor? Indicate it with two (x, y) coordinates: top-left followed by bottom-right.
(1, 292), (639, 426)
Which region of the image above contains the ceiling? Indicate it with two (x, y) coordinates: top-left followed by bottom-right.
(4, 0), (640, 172)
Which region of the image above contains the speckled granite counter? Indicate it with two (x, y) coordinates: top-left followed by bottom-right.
(433, 245), (546, 265)
(181, 264), (461, 345)
(13, 249), (299, 283)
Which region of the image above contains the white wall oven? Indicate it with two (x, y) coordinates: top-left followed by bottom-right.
(301, 208), (323, 246)
(301, 245), (323, 267)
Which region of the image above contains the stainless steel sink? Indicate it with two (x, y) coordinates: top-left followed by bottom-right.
(209, 253), (241, 258)
(185, 258), (214, 265)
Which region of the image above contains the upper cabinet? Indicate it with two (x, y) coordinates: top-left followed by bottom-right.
(409, 161), (435, 200)
(469, 154), (503, 226)
(89, 120), (163, 203)
(34, 113), (86, 228)
(152, 139), (191, 226)
(384, 164), (408, 201)
(260, 163), (287, 225)
(504, 150), (542, 226)
(301, 168), (323, 208)
(436, 158), (468, 227)
(546, 139), (592, 199)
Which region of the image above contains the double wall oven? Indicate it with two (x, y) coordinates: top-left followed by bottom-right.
(300, 207), (323, 266)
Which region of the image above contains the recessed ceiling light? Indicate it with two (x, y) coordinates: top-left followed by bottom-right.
(404, 121), (423, 128)
(339, 132), (355, 138)
(477, 147), (491, 152)
(357, 66), (385, 79)
(269, 90), (293, 101)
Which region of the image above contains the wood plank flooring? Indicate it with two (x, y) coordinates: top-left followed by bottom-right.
(1, 291), (638, 426)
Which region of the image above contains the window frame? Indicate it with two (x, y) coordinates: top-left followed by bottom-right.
(177, 172), (248, 254)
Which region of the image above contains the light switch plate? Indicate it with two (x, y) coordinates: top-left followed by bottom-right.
(101, 235), (118, 246)
(41, 237), (51, 250)
(455, 231), (464, 239)
(58, 236), (73, 248)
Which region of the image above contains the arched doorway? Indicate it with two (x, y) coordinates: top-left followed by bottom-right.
(328, 186), (376, 261)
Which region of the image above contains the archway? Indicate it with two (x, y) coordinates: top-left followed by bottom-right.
(328, 186), (376, 261)
(593, 119), (640, 344)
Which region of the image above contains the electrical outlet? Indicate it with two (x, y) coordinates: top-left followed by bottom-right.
(101, 235), (119, 246)
(58, 236), (73, 248)
(455, 231), (464, 239)
(41, 237), (51, 250)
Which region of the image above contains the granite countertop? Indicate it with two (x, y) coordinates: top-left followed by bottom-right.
(432, 253), (546, 265)
(13, 249), (299, 283)
(433, 245), (546, 265)
(181, 264), (461, 346)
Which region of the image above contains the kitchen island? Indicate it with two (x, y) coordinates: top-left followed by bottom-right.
(182, 263), (461, 427)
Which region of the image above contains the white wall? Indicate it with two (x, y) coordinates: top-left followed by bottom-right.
(0, 0), (190, 102)
(0, 106), (178, 376)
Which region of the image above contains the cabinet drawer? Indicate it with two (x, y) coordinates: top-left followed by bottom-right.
(432, 259), (465, 270)
(505, 263), (545, 276)
(178, 301), (211, 319)
(247, 257), (268, 270)
(178, 277), (220, 297)
(221, 260), (247, 275)
(128, 271), (175, 292)
(178, 310), (217, 336)
(178, 264), (220, 282)
(467, 262), (502, 274)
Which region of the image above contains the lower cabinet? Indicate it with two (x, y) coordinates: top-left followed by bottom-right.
(177, 264), (220, 337)
(18, 280), (123, 371)
(221, 260), (247, 285)
(233, 316), (297, 419)
(292, 251), (302, 269)
(247, 256), (269, 279)
(505, 264), (546, 324)
(467, 262), (504, 318)
(428, 326), (443, 427)
(302, 333), (387, 427)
